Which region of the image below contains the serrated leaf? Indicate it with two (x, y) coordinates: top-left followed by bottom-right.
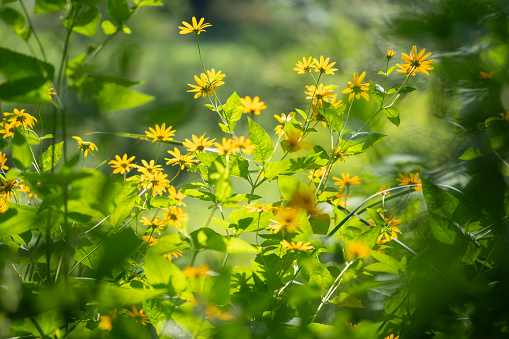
(384, 107), (400, 126)
(41, 141), (64, 172)
(342, 132), (387, 155)
(318, 103), (345, 132)
(248, 118), (273, 163)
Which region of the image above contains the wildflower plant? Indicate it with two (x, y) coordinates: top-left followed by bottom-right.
(0, 3), (506, 339)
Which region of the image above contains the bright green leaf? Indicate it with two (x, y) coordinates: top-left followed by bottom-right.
(35, 0), (66, 13)
(12, 129), (32, 170)
(101, 19), (117, 35)
(248, 117), (273, 163)
(41, 141), (64, 172)
(223, 92), (243, 131)
(108, 181), (137, 227)
(342, 132), (387, 155)
(384, 107), (400, 126)
(299, 256), (333, 291)
(318, 103), (346, 132)
(0, 203), (40, 236)
(458, 146), (482, 160)
(62, 6), (101, 37)
(369, 81), (384, 105)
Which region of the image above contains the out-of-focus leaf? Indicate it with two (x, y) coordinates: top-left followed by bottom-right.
(0, 203), (40, 236)
(108, 0), (131, 24)
(458, 146), (482, 160)
(12, 129), (32, 170)
(137, 0), (163, 6)
(143, 247), (189, 296)
(62, 6), (101, 37)
(330, 292), (364, 308)
(365, 250), (402, 275)
(101, 19), (117, 35)
(299, 256), (333, 292)
(35, 0), (66, 13)
(74, 75), (153, 111)
(369, 81), (384, 104)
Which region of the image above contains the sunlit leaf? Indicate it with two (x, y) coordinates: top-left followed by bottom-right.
(384, 107), (400, 126)
(62, 6), (101, 37)
(35, 0), (66, 13)
(12, 129), (32, 170)
(108, 0), (131, 24)
(342, 132), (387, 155)
(40, 141), (64, 172)
(248, 117), (273, 163)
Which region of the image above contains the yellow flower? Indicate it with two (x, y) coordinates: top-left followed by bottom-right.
(205, 305), (234, 321)
(239, 96), (267, 115)
(182, 264), (210, 278)
(312, 55), (338, 75)
(274, 112), (295, 136)
(183, 133), (215, 153)
(384, 334), (399, 339)
(139, 170), (169, 196)
(342, 71), (369, 103)
(377, 185), (391, 197)
(289, 187), (318, 215)
(17, 179), (37, 199)
(188, 73), (213, 99)
(397, 45), (434, 76)
(125, 305), (150, 325)
(145, 123), (175, 143)
(0, 151), (9, 170)
(140, 216), (167, 234)
(163, 205), (188, 229)
(480, 70), (494, 79)
(137, 159), (163, 176)
(333, 173), (362, 189)
(98, 309), (117, 332)
(305, 84), (335, 106)
(233, 136), (255, 155)
(0, 198), (9, 213)
(334, 190), (351, 208)
(141, 235), (158, 246)
(308, 166), (329, 181)
(386, 50), (396, 60)
(205, 68), (226, 88)
(345, 241), (371, 261)
(499, 111), (509, 120)
(396, 171), (422, 191)
(294, 56), (314, 74)
(280, 239), (313, 251)
(109, 153), (137, 174)
(330, 146), (350, 162)
(165, 147), (198, 169)
(178, 16), (212, 35)
(267, 207), (301, 234)
(213, 137), (236, 155)
(283, 131), (310, 153)
(0, 122), (18, 138)
(72, 136), (98, 157)
(3, 108), (37, 129)
(163, 251), (183, 261)
(327, 93), (343, 109)
(0, 179), (19, 200)
(168, 185), (187, 206)
(243, 204), (277, 214)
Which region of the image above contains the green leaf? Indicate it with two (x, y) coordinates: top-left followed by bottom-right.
(248, 117), (273, 163)
(223, 92), (243, 131)
(277, 175), (310, 201)
(0, 47), (54, 103)
(399, 87), (416, 93)
(101, 19), (117, 35)
(149, 234), (189, 255)
(12, 129), (32, 170)
(365, 250), (402, 274)
(387, 65), (398, 75)
(62, 6), (101, 37)
(214, 161), (232, 203)
(108, 0), (131, 24)
(225, 238), (259, 253)
(40, 141), (64, 172)
(299, 256), (333, 291)
(318, 103), (346, 132)
(330, 292), (364, 308)
(422, 177), (468, 244)
(458, 146), (482, 160)
(108, 181), (138, 227)
(310, 213), (330, 234)
(74, 75), (153, 111)
(369, 81), (384, 105)
(0, 7), (26, 34)
(342, 132), (387, 155)
(384, 107), (400, 126)
(0, 203), (40, 236)
(264, 145), (329, 181)
(137, 0), (163, 6)
(35, 0), (66, 13)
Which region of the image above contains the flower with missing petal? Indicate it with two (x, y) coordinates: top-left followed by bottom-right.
(109, 154), (137, 175)
(342, 71), (369, 103)
(397, 45), (434, 76)
(178, 17), (212, 35)
(239, 96), (267, 115)
(312, 55), (338, 75)
(72, 136), (98, 157)
(396, 172), (422, 191)
(125, 305), (150, 325)
(183, 133), (215, 153)
(165, 148), (198, 169)
(294, 56), (314, 74)
(145, 123), (175, 143)
(333, 173), (362, 189)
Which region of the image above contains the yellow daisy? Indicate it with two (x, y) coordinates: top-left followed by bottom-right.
(182, 133), (215, 153)
(163, 205), (188, 229)
(109, 153), (137, 174)
(397, 45), (434, 76)
(312, 55), (338, 75)
(145, 123), (175, 143)
(294, 56), (314, 74)
(165, 148), (198, 169)
(333, 173), (362, 188)
(178, 17), (212, 35)
(72, 136), (98, 157)
(396, 171), (422, 191)
(342, 71), (369, 103)
(280, 239), (313, 251)
(239, 96), (267, 115)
